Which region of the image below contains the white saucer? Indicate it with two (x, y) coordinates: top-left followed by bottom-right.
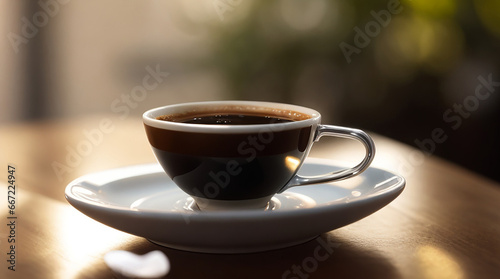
(65, 158), (405, 253)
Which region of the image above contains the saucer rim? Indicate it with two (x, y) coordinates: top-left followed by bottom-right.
(64, 158), (405, 221)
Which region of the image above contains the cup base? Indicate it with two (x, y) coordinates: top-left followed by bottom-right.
(193, 195), (274, 211)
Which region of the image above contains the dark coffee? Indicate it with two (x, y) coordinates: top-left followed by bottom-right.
(161, 114), (293, 125)
(145, 107), (313, 200)
(156, 106), (310, 125)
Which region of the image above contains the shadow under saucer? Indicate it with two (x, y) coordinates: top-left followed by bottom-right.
(75, 232), (400, 279)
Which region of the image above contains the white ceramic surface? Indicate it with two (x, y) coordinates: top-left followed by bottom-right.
(65, 158), (405, 253)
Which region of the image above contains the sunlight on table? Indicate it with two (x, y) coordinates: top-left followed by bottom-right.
(54, 206), (136, 278)
(417, 245), (464, 279)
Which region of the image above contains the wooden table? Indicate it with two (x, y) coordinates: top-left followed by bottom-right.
(1, 115), (499, 279)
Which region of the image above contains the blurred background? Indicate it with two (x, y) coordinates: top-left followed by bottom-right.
(1, 0), (499, 182)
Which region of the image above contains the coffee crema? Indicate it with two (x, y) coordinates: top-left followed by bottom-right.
(156, 106), (311, 125)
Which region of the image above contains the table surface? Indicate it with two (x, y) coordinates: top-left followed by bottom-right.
(1, 115), (499, 279)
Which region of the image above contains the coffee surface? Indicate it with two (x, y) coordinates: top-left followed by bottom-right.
(171, 114), (293, 125)
(156, 106), (311, 125)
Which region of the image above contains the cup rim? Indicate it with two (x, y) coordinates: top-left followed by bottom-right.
(143, 100), (320, 133)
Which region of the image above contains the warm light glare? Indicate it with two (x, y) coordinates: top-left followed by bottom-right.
(417, 246), (464, 279)
(285, 156), (301, 172)
(56, 209), (134, 278)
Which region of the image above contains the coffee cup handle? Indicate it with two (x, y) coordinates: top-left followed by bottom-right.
(278, 125), (375, 193)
